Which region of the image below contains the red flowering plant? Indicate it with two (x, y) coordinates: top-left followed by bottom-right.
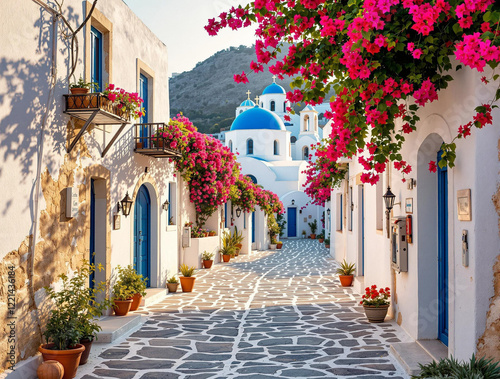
(207, 0), (500, 184)
(360, 285), (391, 307)
(103, 84), (145, 119)
(230, 174), (258, 213)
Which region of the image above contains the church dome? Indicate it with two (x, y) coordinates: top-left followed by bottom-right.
(230, 106), (286, 131)
(262, 82), (286, 95)
(240, 99), (255, 107)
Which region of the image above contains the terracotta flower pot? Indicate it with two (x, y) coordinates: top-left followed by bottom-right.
(222, 254), (231, 262)
(180, 277), (196, 292)
(70, 88), (89, 95)
(318, 238), (324, 243)
(130, 293), (143, 311)
(203, 260), (213, 269)
(325, 244), (330, 248)
(363, 304), (389, 323)
(113, 299), (133, 316)
(136, 142), (143, 149)
(310, 234), (316, 239)
(235, 249), (240, 256)
(167, 283), (179, 293)
(37, 360), (64, 379)
(339, 275), (354, 287)
(277, 243), (283, 249)
(78, 338), (93, 365)
(236, 243), (243, 250)
(39, 344), (85, 379)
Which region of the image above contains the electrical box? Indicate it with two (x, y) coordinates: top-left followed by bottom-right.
(182, 227), (191, 248)
(391, 217), (408, 273)
(65, 187), (79, 218)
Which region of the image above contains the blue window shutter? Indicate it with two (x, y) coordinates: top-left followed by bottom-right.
(90, 27), (103, 91)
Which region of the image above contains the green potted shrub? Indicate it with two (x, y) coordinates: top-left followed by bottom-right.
(308, 219), (318, 239)
(220, 230), (236, 262)
(301, 230), (307, 239)
(360, 285), (391, 323)
(179, 264), (196, 292)
(268, 216), (280, 249)
(69, 76), (98, 94)
(112, 266), (137, 316)
(336, 260), (355, 287)
(166, 276), (179, 293)
(231, 226), (244, 256)
(317, 231), (325, 243)
(117, 265), (148, 311)
(276, 240), (283, 249)
(201, 250), (215, 268)
(324, 238), (330, 248)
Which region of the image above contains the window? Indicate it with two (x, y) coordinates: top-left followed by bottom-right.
(139, 74), (149, 124)
(304, 115), (309, 131)
(274, 140), (279, 155)
(247, 139), (254, 155)
(224, 203), (228, 228)
(303, 146), (309, 160)
(247, 175), (257, 184)
(90, 26), (103, 91)
(283, 102), (286, 112)
(168, 182), (177, 225)
(229, 140), (233, 152)
(270, 100), (275, 111)
(349, 186), (353, 231)
(291, 136), (297, 143)
(336, 193), (343, 231)
(376, 179), (383, 230)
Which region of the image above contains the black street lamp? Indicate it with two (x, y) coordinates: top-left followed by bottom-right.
(383, 187), (396, 237)
(118, 192), (133, 217)
(327, 208), (331, 216)
(236, 207), (242, 218)
(162, 199), (170, 212)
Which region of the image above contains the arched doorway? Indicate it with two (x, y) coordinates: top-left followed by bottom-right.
(134, 185), (151, 285)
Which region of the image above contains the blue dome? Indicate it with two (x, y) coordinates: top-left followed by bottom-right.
(262, 82), (286, 95)
(230, 106), (286, 131)
(240, 99), (255, 107)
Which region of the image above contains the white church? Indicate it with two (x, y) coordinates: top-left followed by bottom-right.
(224, 79), (331, 247)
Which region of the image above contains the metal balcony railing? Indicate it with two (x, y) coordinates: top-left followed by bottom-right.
(134, 123), (181, 159)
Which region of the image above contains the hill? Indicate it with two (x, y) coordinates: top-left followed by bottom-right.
(169, 45), (299, 134)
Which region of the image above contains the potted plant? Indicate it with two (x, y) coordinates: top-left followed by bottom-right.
(269, 236), (278, 250)
(301, 230), (307, 239)
(179, 264), (196, 292)
(318, 232), (325, 243)
(277, 241), (283, 249)
(231, 226), (244, 256)
(209, 230), (216, 236)
(201, 250), (215, 268)
(220, 230), (236, 262)
(116, 265), (148, 311)
(324, 238), (330, 248)
(308, 219), (318, 239)
(336, 260), (356, 287)
(69, 77), (98, 94)
(41, 261), (112, 373)
(360, 285), (391, 323)
(166, 276), (179, 293)
(112, 267), (136, 316)
(268, 216), (280, 249)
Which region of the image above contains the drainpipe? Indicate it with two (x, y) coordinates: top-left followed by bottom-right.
(29, 0), (60, 340)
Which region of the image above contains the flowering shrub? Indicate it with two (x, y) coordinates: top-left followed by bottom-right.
(230, 174), (257, 213)
(103, 84), (145, 119)
(360, 285), (391, 307)
(207, 0), (500, 186)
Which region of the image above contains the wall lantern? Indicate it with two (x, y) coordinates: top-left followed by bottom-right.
(291, 199), (295, 205)
(162, 199), (170, 212)
(236, 207), (242, 218)
(327, 208), (331, 216)
(118, 192), (133, 217)
(383, 187), (396, 237)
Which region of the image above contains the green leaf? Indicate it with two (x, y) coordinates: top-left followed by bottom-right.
(452, 23), (463, 35)
(483, 11), (491, 22)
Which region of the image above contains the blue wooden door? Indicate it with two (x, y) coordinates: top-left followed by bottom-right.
(437, 152), (449, 345)
(252, 211), (256, 243)
(287, 207), (297, 237)
(134, 185), (151, 285)
(139, 74), (149, 146)
(89, 179), (96, 288)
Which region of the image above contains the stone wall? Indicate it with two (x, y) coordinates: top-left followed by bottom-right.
(476, 139), (500, 362)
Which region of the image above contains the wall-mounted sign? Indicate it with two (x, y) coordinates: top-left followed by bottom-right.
(405, 198), (413, 214)
(113, 214), (121, 230)
(65, 187), (79, 218)
(457, 189), (471, 221)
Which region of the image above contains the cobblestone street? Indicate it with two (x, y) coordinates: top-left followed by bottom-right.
(76, 240), (411, 379)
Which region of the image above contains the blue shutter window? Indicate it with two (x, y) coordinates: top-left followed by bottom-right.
(139, 74), (148, 124)
(90, 27), (103, 91)
(247, 139), (253, 155)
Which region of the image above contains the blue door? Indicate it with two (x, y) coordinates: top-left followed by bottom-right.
(287, 207), (297, 237)
(139, 74), (149, 146)
(90, 27), (102, 91)
(437, 151), (449, 346)
(252, 211), (256, 243)
(134, 185), (151, 285)
(89, 179), (96, 288)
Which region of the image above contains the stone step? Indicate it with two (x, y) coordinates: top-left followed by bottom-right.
(417, 339), (448, 362)
(140, 287), (168, 307)
(390, 342), (440, 376)
(95, 314), (145, 343)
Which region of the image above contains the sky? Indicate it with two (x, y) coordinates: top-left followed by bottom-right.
(123, 0), (257, 77)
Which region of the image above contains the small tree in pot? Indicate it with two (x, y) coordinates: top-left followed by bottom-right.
(112, 267), (137, 316)
(336, 260), (356, 287)
(308, 219), (317, 239)
(117, 265), (148, 311)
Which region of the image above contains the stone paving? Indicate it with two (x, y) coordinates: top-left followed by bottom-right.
(76, 240), (411, 379)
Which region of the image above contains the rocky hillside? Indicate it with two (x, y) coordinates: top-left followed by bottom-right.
(169, 45), (298, 134)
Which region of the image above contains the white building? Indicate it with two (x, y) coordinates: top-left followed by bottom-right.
(225, 80), (330, 248)
(329, 66), (500, 367)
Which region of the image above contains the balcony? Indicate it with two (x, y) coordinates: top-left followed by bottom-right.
(63, 93), (130, 156)
(134, 123), (182, 159)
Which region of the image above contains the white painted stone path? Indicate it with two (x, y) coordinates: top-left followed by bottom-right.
(76, 239), (412, 379)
